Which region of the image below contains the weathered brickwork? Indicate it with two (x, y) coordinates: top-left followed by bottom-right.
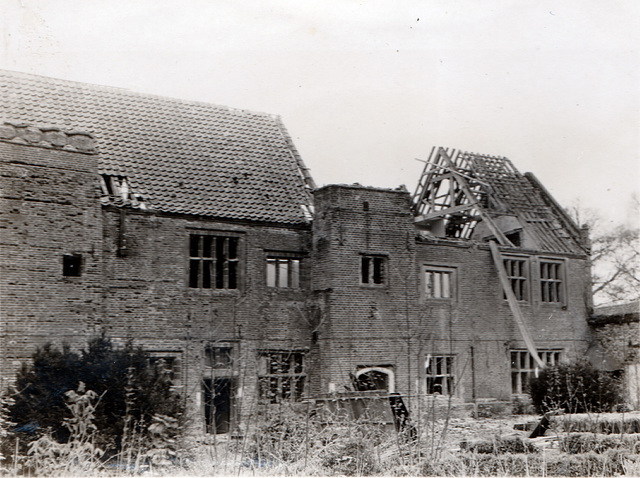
(310, 185), (592, 407)
(1, 125), (595, 433)
(0, 129), (103, 383)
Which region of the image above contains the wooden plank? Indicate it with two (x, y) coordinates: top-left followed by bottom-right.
(489, 241), (545, 369)
(414, 204), (474, 223)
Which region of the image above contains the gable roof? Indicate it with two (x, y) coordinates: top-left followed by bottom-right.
(0, 70), (315, 225)
(412, 147), (587, 255)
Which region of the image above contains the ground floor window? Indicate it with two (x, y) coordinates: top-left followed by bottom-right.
(203, 378), (232, 434)
(425, 355), (455, 395)
(510, 349), (562, 394)
(258, 351), (306, 403)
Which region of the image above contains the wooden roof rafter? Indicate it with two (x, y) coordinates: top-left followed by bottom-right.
(412, 147), (513, 246)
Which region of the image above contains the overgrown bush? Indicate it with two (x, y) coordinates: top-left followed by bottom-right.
(9, 336), (184, 458)
(528, 360), (623, 414)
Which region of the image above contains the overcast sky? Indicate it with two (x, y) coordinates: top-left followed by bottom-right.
(2, 0), (638, 228)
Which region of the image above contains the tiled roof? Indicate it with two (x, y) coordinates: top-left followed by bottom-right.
(0, 70), (315, 225)
(464, 152), (586, 255)
(593, 301), (640, 321)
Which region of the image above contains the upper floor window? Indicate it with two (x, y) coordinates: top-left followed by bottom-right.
(267, 257), (300, 288)
(503, 257), (528, 301)
(258, 351), (306, 403)
(425, 355), (455, 395)
(540, 260), (564, 303)
(361, 255), (385, 285)
(189, 234), (238, 289)
(424, 266), (455, 299)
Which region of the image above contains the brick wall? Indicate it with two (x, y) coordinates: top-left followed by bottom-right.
(311, 184), (592, 407)
(1, 138), (596, 430)
(99, 207), (313, 431)
(0, 128), (103, 385)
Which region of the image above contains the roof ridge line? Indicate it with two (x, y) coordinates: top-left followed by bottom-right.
(0, 68), (276, 119)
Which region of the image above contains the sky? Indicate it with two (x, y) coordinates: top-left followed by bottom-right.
(2, 0), (638, 229)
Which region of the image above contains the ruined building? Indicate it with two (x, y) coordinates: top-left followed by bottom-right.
(0, 70), (595, 433)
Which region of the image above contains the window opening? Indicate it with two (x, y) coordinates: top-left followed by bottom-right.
(424, 267), (454, 299)
(425, 355), (455, 395)
(540, 260), (563, 303)
(503, 257), (528, 301)
(149, 356), (179, 383)
(267, 257), (300, 288)
(510, 349), (561, 394)
(203, 378), (231, 434)
(361, 255), (385, 285)
(258, 351), (306, 403)
(63, 254), (82, 277)
(205, 346), (232, 369)
(189, 234), (238, 289)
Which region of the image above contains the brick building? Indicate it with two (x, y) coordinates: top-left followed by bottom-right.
(0, 70), (595, 433)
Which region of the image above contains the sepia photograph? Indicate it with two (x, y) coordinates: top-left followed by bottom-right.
(1, 1), (639, 475)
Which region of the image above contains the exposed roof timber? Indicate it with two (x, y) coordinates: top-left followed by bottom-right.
(412, 147), (586, 255)
(413, 147), (513, 246)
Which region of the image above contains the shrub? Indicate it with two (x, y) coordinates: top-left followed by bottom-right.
(9, 336), (184, 457)
(528, 360), (623, 414)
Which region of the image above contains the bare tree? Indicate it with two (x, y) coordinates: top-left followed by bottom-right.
(568, 198), (640, 305)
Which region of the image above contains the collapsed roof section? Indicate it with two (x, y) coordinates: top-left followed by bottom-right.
(412, 147), (587, 255)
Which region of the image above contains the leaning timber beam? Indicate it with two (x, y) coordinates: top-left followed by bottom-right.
(438, 149), (514, 246)
(489, 241), (545, 369)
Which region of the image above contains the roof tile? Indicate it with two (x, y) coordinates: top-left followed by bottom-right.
(0, 70), (314, 225)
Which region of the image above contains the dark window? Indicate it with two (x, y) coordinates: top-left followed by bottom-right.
(503, 257), (528, 301)
(426, 355), (455, 395)
(361, 255), (385, 285)
(424, 267), (454, 298)
(267, 257), (300, 288)
(189, 234), (238, 289)
(258, 351), (306, 403)
(205, 346), (232, 369)
(510, 349), (561, 394)
(63, 254), (82, 277)
(540, 261), (563, 303)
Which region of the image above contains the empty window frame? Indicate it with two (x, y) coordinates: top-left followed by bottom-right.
(540, 260), (564, 303)
(424, 266), (455, 299)
(258, 351), (306, 403)
(503, 257), (528, 301)
(361, 255), (385, 285)
(189, 234), (239, 289)
(204, 346), (233, 369)
(63, 254), (82, 277)
(266, 257), (300, 288)
(425, 355), (455, 395)
(510, 349), (562, 394)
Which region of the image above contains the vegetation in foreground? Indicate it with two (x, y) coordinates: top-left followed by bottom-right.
(1, 344), (638, 476)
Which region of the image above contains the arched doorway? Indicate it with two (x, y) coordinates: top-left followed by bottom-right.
(354, 367), (395, 393)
